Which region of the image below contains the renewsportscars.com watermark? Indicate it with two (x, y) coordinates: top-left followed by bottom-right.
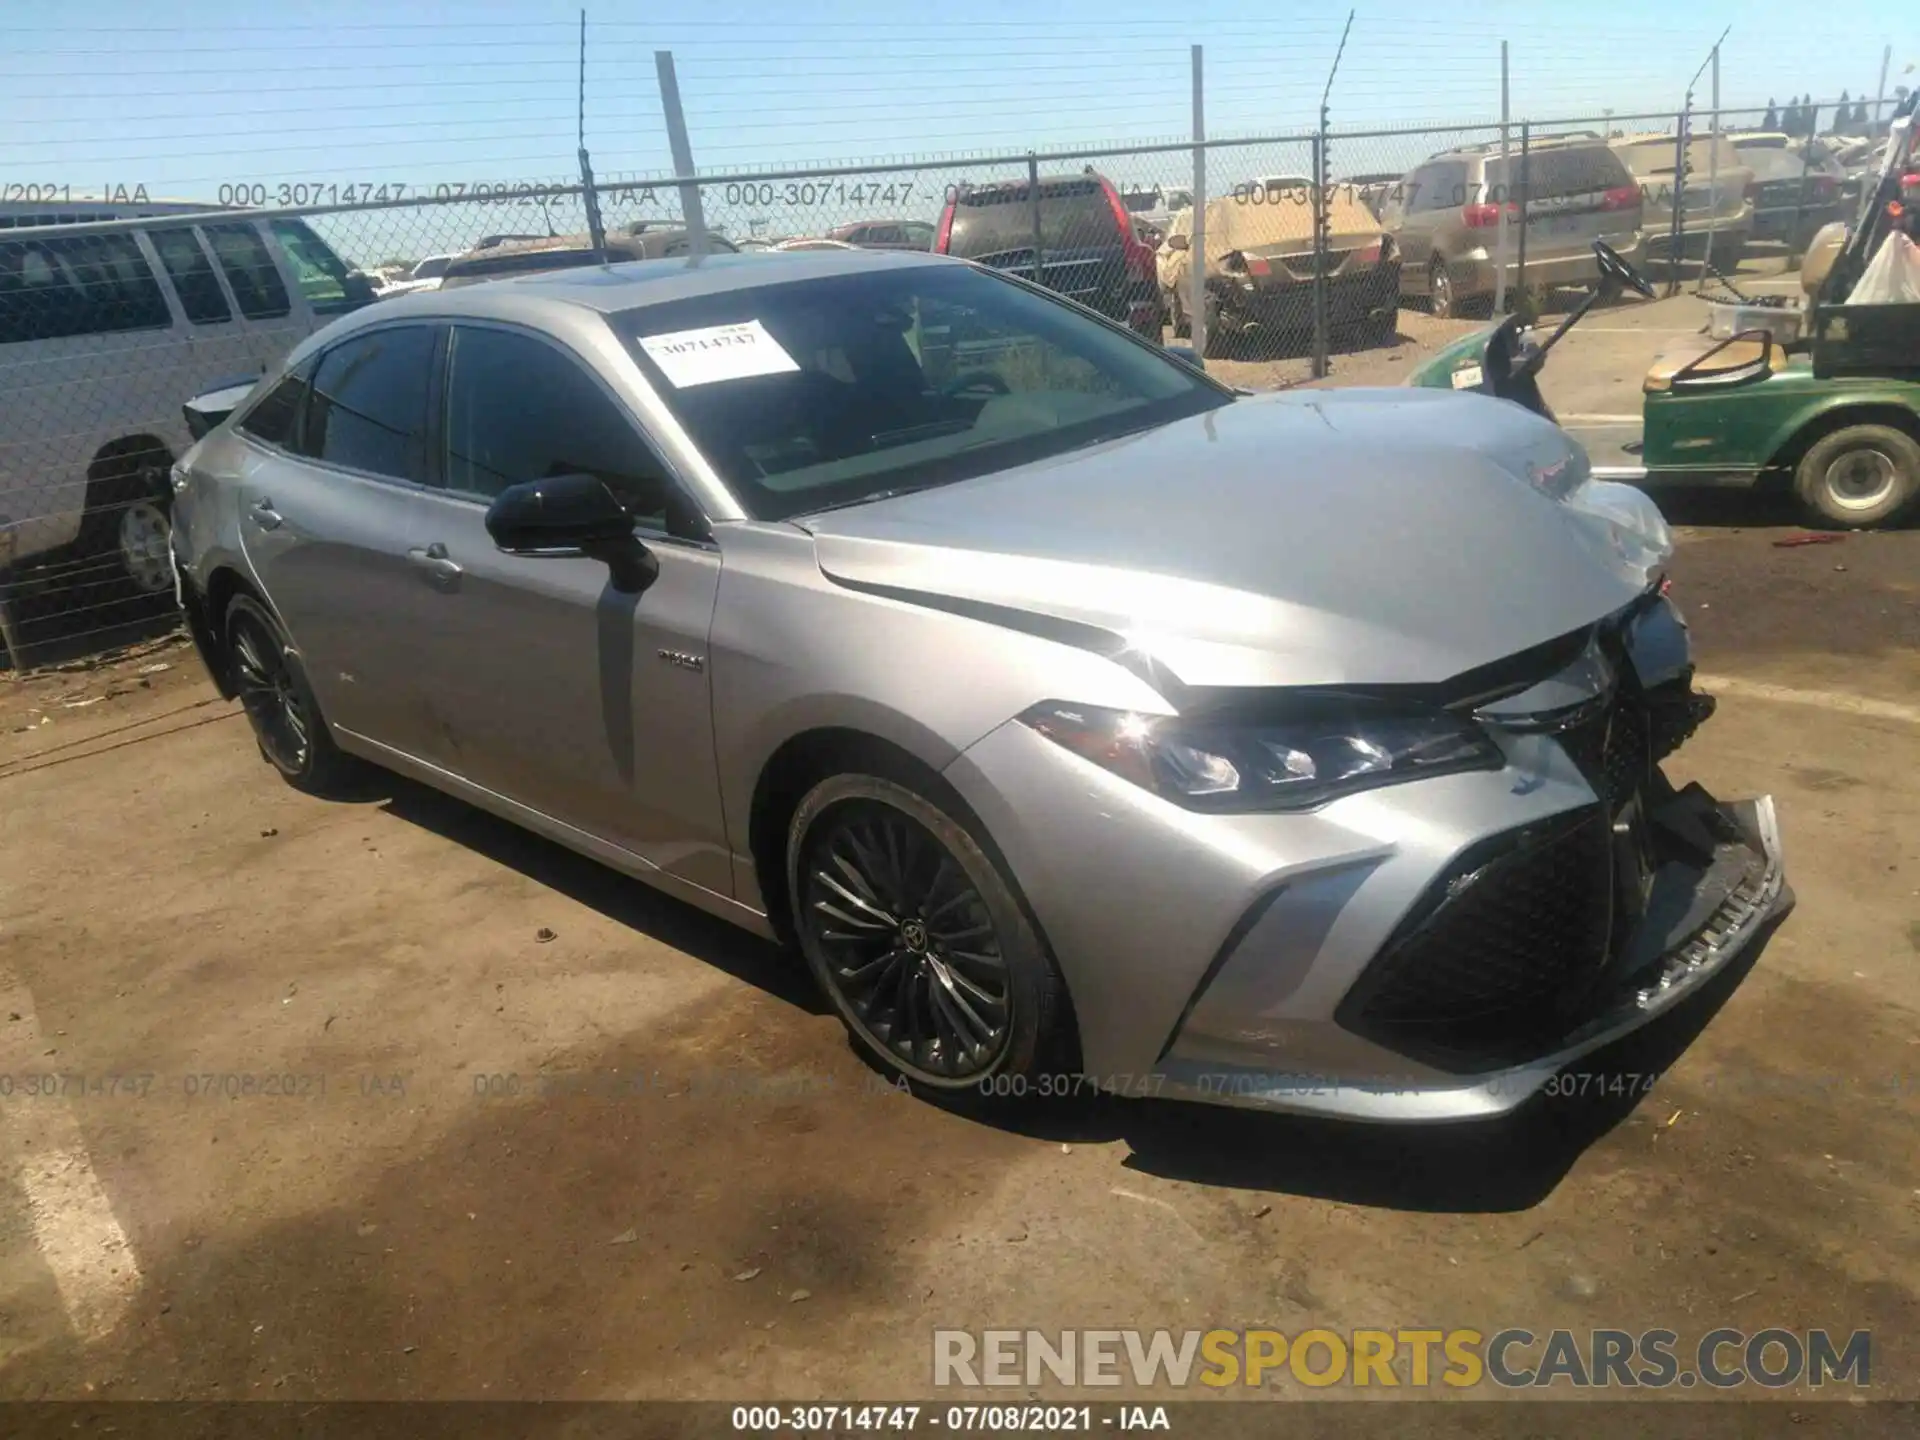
(932, 1328), (1871, 1390)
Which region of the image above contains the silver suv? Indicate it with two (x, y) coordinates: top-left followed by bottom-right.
(1382, 139), (1646, 317)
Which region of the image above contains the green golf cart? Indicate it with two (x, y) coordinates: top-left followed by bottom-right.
(1408, 98), (1920, 529)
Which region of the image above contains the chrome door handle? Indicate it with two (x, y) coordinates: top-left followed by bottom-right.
(407, 542), (463, 588)
(249, 498), (283, 530)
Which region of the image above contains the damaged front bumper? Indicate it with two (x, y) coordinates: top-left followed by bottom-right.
(1152, 785), (1789, 1122)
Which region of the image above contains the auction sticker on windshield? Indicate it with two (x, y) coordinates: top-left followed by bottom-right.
(639, 319), (800, 388)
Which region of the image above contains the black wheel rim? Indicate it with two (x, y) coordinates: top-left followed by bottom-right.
(231, 613), (311, 774)
(801, 801), (1011, 1082)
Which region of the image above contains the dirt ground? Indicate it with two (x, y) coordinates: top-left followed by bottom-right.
(2, 304), (1919, 1410)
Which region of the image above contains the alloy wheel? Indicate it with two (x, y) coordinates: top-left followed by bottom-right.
(1822, 448), (1898, 513)
(800, 800), (1012, 1083)
(1431, 261), (1455, 319)
(231, 611), (312, 775)
(118, 500), (173, 593)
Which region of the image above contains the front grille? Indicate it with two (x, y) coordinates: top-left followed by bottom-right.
(1556, 704), (1651, 812)
(1337, 806), (1615, 1071)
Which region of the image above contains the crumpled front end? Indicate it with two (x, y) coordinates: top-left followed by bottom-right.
(1148, 590), (1791, 1120)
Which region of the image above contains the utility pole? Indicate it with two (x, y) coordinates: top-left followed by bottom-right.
(577, 11), (607, 259)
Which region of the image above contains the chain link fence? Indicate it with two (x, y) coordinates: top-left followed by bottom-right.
(0, 97), (1886, 670)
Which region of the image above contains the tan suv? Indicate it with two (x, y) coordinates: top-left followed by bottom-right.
(1382, 138), (1646, 317)
(1609, 133), (1753, 272)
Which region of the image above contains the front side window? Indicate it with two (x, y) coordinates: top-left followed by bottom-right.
(442, 324), (675, 525)
(0, 233), (170, 344)
(302, 326), (435, 481)
(149, 227), (231, 325)
(268, 219), (354, 313)
(203, 223), (291, 320)
(616, 263), (1227, 521)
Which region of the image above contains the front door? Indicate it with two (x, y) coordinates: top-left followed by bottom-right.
(399, 321), (731, 894)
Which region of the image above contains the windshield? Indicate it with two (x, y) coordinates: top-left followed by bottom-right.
(614, 263), (1228, 521)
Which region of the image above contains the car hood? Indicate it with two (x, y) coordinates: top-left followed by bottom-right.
(799, 389), (1671, 691)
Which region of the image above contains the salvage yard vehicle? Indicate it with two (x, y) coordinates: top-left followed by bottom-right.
(1156, 179), (1401, 355)
(1384, 136), (1646, 318)
(0, 202), (374, 595)
(1414, 104), (1920, 530)
(1731, 133), (1849, 249)
(934, 171), (1163, 339)
(1608, 132), (1753, 272)
(171, 247), (1786, 1119)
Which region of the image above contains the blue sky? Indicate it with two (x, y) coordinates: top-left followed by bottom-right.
(3, 2), (1910, 263)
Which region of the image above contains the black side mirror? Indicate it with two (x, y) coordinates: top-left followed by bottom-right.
(485, 473), (658, 594)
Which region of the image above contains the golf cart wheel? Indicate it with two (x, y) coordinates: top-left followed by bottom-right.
(787, 771), (1067, 1095)
(1794, 424), (1920, 529)
(225, 594), (360, 795)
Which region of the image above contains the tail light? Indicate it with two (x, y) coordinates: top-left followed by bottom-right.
(1099, 179), (1158, 283)
(934, 199), (956, 254)
(1243, 254), (1271, 276)
(1600, 184), (1641, 212)
(1744, 179), (1760, 201)
(1900, 173), (1920, 199)
(1357, 240), (1382, 264)
(1462, 201), (1515, 228)
(1809, 175), (1839, 202)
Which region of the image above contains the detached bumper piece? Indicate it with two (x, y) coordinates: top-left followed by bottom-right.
(1337, 679), (1788, 1077)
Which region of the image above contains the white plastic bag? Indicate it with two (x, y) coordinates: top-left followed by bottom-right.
(1845, 230), (1920, 305)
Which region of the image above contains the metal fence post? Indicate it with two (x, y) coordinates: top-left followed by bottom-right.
(1026, 153), (1046, 292)
(1666, 110), (1689, 297)
(654, 49), (708, 257)
(1699, 45), (1721, 289)
(577, 10), (606, 258)
(1189, 45), (1207, 366)
(1789, 107), (1816, 269)
(1311, 125), (1329, 378)
(1516, 121), (1530, 313)
(1495, 41), (1511, 315)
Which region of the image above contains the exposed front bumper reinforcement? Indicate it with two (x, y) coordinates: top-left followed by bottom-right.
(1150, 790), (1790, 1123)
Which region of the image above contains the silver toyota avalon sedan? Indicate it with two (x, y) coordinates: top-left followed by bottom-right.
(168, 248), (1789, 1121)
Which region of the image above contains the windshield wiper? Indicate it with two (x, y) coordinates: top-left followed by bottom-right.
(795, 479), (958, 518)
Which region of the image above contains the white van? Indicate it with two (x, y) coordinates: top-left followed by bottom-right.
(0, 200), (374, 592)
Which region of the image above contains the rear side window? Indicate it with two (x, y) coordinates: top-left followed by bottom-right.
(0, 233), (170, 344)
(302, 325), (436, 481)
(268, 219), (354, 313)
(149, 228), (231, 325)
(441, 324), (670, 519)
(239, 359), (314, 448)
(947, 180), (1118, 255)
(203, 223), (291, 320)
(1408, 163), (1469, 212)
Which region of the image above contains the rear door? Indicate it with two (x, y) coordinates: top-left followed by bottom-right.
(190, 220), (306, 382)
(235, 322), (443, 756)
(399, 321), (730, 891)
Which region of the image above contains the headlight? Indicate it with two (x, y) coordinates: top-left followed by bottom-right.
(1018, 700), (1503, 813)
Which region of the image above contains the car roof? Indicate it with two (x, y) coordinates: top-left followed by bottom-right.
(362, 246), (957, 318)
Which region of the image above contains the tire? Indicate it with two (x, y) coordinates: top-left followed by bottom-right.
(224, 594), (361, 795)
(1706, 235), (1744, 276)
(1168, 288), (1191, 340)
(786, 771), (1067, 1094)
(1429, 258), (1458, 319)
(1793, 424), (1920, 529)
(76, 447), (173, 591)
